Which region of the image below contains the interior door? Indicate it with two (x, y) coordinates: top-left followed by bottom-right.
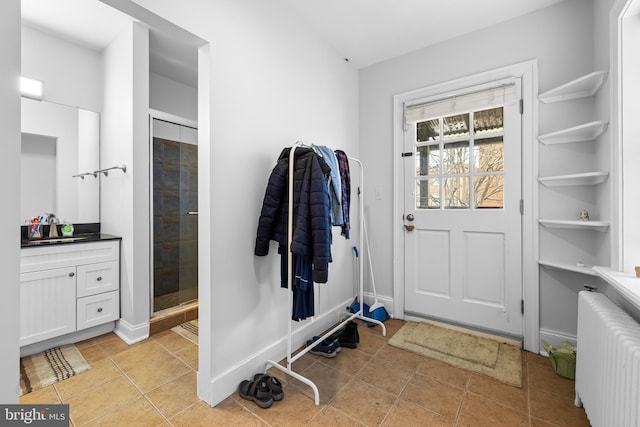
(403, 82), (523, 337)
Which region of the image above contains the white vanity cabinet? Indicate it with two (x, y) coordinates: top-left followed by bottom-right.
(20, 240), (120, 347)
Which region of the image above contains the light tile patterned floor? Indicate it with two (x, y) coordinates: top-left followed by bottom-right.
(20, 319), (591, 426)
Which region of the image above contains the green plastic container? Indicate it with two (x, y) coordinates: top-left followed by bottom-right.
(543, 340), (577, 380)
(549, 350), (576, 380)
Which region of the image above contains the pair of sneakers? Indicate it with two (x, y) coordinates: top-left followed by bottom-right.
(306, 321), (360, 358)
(306, 334), (341, 358)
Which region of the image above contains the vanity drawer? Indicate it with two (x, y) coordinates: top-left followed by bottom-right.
(77, 291), (119, 331)
(76, 261), (119, 297)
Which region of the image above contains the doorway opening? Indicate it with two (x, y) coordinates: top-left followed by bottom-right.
(150, 114), (198, 316)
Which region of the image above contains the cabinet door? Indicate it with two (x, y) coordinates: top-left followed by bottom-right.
(76, 261), (119, 298)
(20, 267), (76, 346)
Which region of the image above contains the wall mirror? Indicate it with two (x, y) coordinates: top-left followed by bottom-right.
(20, 98), (100, 225)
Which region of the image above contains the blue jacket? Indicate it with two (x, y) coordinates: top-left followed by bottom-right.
(313, 145), (343, 227)
(255, 147), (332, 283)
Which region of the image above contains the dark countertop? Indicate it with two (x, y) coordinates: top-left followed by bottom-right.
(21, 233), (121, 249)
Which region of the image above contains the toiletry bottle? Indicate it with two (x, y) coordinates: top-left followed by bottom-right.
(61, 219), (74, 237)
(47, 213), (59, 238)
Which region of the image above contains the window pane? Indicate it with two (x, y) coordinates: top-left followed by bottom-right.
(474, 137), (503, 172)
(444, 176), (469, 209)
(443, 141), (469, 174)
(417, 119), (439, 142)
(416, 144), (440, 176)
(443, 114), (469, 139)
(474, 107), (503, 135)
(474, 174), (504, 208)
(416, 178), (440, 209)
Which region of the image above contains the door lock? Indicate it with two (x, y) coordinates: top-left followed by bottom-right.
(404, 213), (415, 231)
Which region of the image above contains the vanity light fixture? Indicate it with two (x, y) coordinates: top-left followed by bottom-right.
(20, 76), (44, 100)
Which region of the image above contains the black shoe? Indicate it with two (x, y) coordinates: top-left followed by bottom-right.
(306, 338), (338, 358)
(312, 334), (341, 352)
(339, 321), (359, 349)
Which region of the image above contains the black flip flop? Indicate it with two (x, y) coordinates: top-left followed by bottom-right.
(253, 373), (284, 401)
(238, 378), (273, 409)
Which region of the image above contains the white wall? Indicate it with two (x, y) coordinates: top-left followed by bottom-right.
(359, 0), (595, 341)
(101, 21), (150, 342)
(124, 0), (360, 405)
(21, 25), (103, 113)
(620, 8), (640, 274)
(0, 0), (21, 403)
(150, 71), (197, 121)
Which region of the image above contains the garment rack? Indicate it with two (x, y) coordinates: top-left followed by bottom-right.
(264, 146), (386, 405)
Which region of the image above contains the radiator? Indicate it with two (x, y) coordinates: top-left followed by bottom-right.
(575, 291), (640, 427)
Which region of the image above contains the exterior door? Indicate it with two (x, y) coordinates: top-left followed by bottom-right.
(403, 82), (523, 337)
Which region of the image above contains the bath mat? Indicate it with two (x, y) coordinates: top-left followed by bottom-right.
(389, 321), (522, 387)
(171, 320), (198, 344)
(20, 344), (90, 396)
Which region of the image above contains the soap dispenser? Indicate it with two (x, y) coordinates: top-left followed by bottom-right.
(61, 219), (74, 237)
(46, 213), (59, 238)
(49, 218), (59, 238)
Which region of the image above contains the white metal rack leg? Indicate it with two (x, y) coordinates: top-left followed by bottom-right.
(263, 148), (386, 405)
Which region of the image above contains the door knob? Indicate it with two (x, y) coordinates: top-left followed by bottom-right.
(405, 213), (415, 231)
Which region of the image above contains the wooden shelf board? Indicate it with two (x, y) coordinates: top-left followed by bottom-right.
(539, 219), (610, 232)
(539, 71), (608, 103)
(539, 259), (598, 276)
(538, 121), (608, 145)
(538, 171), (609, 187)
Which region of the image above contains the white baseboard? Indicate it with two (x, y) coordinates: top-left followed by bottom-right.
(538, 328), (576, 356)
(361, 292), (394, 318)
(115, 318), (150, 345)
(20, 322), (115, 357)
(200, 297), (362, 407)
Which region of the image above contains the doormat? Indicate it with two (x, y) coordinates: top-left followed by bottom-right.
(171, 320), (198, 344)
(20, 344), (90, 396)
(389, 321), (522, 387)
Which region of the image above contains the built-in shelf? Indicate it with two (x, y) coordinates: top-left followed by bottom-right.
(538, 121), (608, 145)
(538, 171), (609, 187)
(539, 71), (608, 103)
(539, 219), (610, 232)
(539, 259), (598, 276)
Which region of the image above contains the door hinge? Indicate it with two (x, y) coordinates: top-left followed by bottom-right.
(401, 152), (413, 157)
(519, 99), (524, 114)
(519, 199), (524, 215)
(521, 299), (524, 315)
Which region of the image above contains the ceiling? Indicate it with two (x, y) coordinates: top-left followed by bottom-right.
(21, 0), (566, 86)
(278, 0), (565, 68)
(21, 0), (200, 87)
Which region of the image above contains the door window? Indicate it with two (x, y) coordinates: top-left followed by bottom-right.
(414, 106), (505, 210)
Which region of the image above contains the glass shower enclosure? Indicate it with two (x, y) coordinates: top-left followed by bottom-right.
(151, 117), (198, 313)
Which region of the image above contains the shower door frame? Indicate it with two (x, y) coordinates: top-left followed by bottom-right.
(149, 109), (199, 316)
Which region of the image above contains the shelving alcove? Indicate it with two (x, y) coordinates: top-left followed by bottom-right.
(537, 70), (609, 277)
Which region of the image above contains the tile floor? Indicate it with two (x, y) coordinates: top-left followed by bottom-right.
(20, 319), (591, 426)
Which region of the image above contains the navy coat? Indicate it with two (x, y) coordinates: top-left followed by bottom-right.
(255, 147), (332, 283)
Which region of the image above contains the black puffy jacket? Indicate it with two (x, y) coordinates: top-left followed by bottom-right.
(255, 147), (332, 283)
